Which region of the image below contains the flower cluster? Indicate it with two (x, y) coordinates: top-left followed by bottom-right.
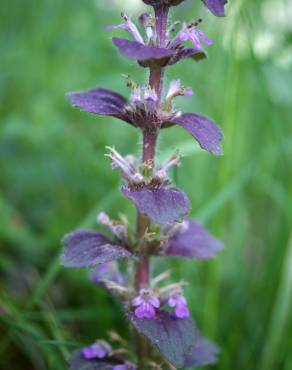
(132, 288), (190, 319)
(61, 0), (228, 369)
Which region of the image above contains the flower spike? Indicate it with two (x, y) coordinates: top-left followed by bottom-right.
(63, 0), (228, 368)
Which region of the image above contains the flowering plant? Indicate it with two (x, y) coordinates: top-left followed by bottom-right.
(61, 0), (228, 368)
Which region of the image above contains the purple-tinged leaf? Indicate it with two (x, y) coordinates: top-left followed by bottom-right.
(165, 220), (223, 259)
(89, 262), (128, 286)
(184, 336), (219, 367)
(202, 0), (227, 17)
(69, 350), (113, 370)
(122, 186), (190, 225)
(66, 87), (129, 121)
(128, 310), (198, 368)
(112, 37), (174, 63)
(169, 47), (207, 65)
(61, 230), (132, 268)
(172, 113), (224, 156)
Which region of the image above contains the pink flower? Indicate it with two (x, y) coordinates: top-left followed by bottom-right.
(168, 293), (190, 319)
(132, 288), (160, 319)
(81, 340), (111, 359)
(169, 22), (212, 50)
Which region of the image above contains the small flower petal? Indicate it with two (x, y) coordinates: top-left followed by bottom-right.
(196, 29), (213, 45)
(105, 15), (144, 44)
(168, 297), (177, 307)
(166, 80), (181, 100)
(135, 302), (156, 318)
(132, 296), (144, 307)
(175, 303), (190, 318)
(149, 296), (161, 308)
(144, 303), (156, 318)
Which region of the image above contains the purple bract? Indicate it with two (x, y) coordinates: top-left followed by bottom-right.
(122, 185), (190, 225)
(67, 86), (223, 156)
(129, 310), (198, 368)
(165, 220), (224, 259)
(61, 230), (132, 268)
(112, 37), (206, 67)
(202, 0), (228, 17)
(89, 262), (127, 287)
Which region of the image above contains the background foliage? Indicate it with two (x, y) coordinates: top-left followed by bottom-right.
(0, 0), (291, 369)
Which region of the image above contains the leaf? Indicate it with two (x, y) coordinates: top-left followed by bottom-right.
(168, 47), (207, 65)
(172, 113), (224, 156)
(122, 186), (190, 225)
(61, 230), (132, 268)
(165, 220), (223, 259)
(128, 310), (198, 368)
(66, 87), (129, 122)
(183, 336), (219, 367)
(202, 0), (228, 17)
(112, 37), (174, 62)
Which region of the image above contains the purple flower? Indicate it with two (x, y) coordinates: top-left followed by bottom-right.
(169, 21), (212, 50)
(132, 288), (160, 318)
(138, 13), (155, 42)
(81, 340), (112, 359)
(105, 147), (144, 184)
(165, 79), (193, 101)
(168, 293), (190, 319)
(105, 13), (144, 44)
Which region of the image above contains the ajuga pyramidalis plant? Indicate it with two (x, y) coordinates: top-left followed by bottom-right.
(61, 0), (228, 368)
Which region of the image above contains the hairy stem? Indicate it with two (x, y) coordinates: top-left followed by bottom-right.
(155, 4), (169, 47)
(134, 129), (157, 365)
(134, 4), (169, 366)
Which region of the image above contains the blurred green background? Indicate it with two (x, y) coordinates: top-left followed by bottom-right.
(0, 0), (291, 369)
